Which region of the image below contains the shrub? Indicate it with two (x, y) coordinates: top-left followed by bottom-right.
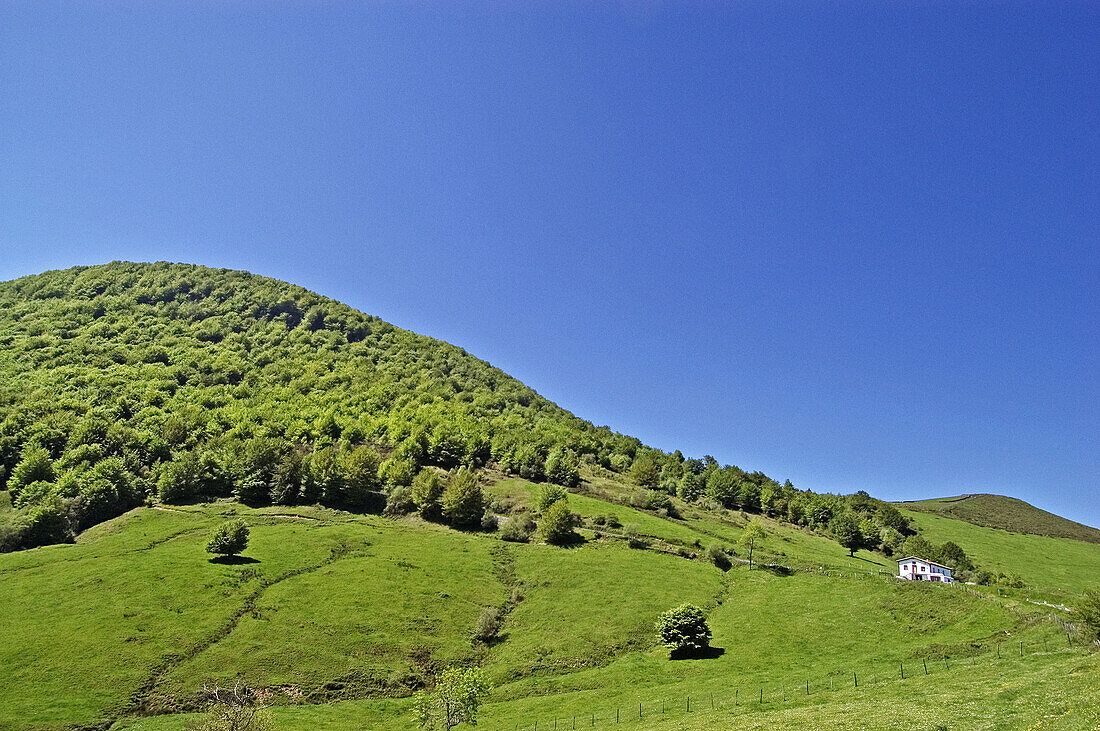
(207, 519), (249, 558)
(624, 524), (648, 549)
(441, 467), (484, 528)
(535, 484), (569, 514)
(473, 606), (503, 644)
(480, 511), (498, 532)
(538, 500), (579, 545)
(629, 455), (660, 489)
(655, 603), (711, 654)
(383, 484), (416, 518)
(706, 543), (731, 571)
(1078, 589), (1100, 643)
(499, 515), (535, 543)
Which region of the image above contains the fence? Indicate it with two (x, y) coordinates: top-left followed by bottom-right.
(490, 632), (1081, 730)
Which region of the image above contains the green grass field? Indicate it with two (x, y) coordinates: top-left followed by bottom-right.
(902, 508), (1100, 596)
(898, 494), (1100, 545)
(4, 488), (1097, 731)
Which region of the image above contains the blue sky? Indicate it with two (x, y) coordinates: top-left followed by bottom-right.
(2, 2), (1097, 526)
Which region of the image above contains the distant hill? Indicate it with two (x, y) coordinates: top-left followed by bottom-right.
(895, 494), (1100, 545)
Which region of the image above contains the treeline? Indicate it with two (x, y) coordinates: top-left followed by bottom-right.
(620, 451), (978, 576)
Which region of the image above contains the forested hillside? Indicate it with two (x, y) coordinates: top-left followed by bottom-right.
(0, 263), (966, 573)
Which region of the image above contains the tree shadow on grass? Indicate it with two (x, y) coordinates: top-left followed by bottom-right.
(671, 646), (726, 661)
(209, 555), (260, 565)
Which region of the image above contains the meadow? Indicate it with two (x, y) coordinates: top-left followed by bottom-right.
(3, 481), (1093, 731)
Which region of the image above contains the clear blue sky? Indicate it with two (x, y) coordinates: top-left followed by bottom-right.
(2, 2), (1097, 526)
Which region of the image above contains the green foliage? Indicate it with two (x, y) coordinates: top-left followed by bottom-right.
(538, 500), (579, 545)
(206, 519), (249, 557)
(629, 455), (660, 489)
(1078, 589), (1100, 643)
(414, 667), (490, 730)
(739, 520), (765, 567)
(440, 467), (484, 528)
(411, 470), (446, 521)
(543, 447), (580, 487)
(7, 445), (56, 500)
(473, 606), (504, 644)
(534, 484), (569, 514)
(341, 446), (382, 509)
(830, 513), (863, 556)
(382, 484), (416, 518)
(499, 515), (535, 543)
(706, 542), (731, 571)
(654, 603), (711, 653)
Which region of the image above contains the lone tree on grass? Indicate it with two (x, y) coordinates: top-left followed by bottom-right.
(830, 513), (863, 556)
(537, 499), (579, 545)
(655, 603), (711, 657)
(414, 667), (490, 730)
(207, 519), (250, 559)
(739, 520), (765, 568)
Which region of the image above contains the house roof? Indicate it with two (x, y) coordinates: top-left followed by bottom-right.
(896, 556), (952, 570)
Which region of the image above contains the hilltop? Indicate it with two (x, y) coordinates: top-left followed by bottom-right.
(896, 494), (1100, 546)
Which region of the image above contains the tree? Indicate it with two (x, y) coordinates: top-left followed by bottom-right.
(706, 542), (731, 571)
(441, 466), (484, 528)
(534, 484), (568, 514)
(629, 455), (660, 489)
(1078, 589), (1100, 643)
(739, 520), (765, 568)
(654, 603), (711, 655)
(342, 445), (382, 509)
(207, 519), (249, 558)
(936, 540), (973, 571)
(830, 513), (863, 556)
(411, 469), (446, 521)
(414, 667), (491, 731)
(537, 500), (579, 545)
(543, 447), (580, 487)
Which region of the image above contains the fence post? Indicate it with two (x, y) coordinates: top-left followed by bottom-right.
(853, 671), (858, 687)
(616, 708), (619, 724)
(806, 679), (809, 695)
(900, 662), (904, 680)
(923, 658), (928, 675)
(1020, 640), (1024, 656)
(687, 696), (690, 712)
(760, 687), (763, 703)
(997, 643), (1000, 658)
(639, 703), (642, 719)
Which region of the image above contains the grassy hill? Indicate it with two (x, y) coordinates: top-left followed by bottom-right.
(3, 490), (1093, 731)
(1, 262), (1097, 730)
(896, 494), (1100, 545)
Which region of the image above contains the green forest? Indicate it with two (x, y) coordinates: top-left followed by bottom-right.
(0, 262), (969, 575)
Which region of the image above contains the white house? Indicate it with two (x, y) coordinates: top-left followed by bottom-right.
(897, 556), (954, 584)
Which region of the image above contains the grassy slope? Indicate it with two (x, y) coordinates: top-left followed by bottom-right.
(902, 508), (1100, 596)
(5, 481), (1097, 730)
(111, 568), (1081, 731)
(897, 494), (1100, 545)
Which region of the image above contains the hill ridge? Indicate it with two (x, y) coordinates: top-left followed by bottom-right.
(895, 493), (1100, 545)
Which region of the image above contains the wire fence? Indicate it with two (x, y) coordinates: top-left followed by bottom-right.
(489, 633), (1081, 731)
